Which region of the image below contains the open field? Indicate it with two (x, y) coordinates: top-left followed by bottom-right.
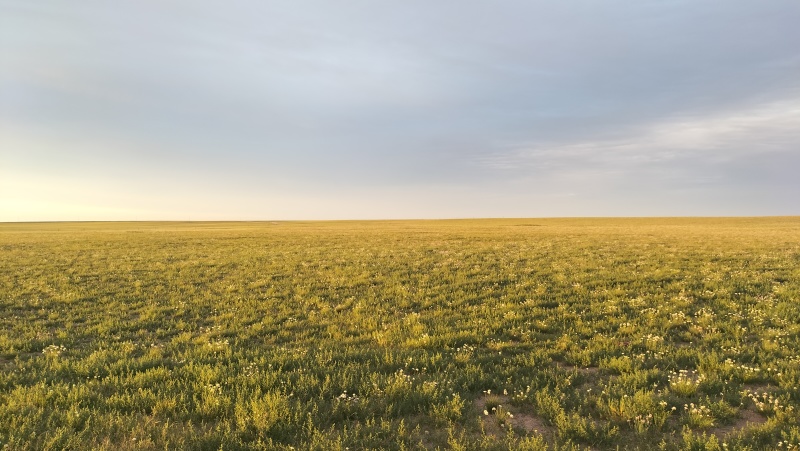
(1, 218), (799, 450)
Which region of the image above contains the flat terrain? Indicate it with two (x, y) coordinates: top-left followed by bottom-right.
(1, 218), (799, 450)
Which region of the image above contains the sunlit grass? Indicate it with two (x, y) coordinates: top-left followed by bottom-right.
(1, 218), (799, 449)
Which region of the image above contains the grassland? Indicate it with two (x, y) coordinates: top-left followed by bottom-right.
(1, 218), (799, 450)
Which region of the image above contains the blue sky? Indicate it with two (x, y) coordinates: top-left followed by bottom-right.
(2, 1), (799, 220)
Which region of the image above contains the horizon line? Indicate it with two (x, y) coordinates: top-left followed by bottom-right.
(2, 215), (799, 225)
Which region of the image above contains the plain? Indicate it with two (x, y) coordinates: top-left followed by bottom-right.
(1, 218), (799, 450)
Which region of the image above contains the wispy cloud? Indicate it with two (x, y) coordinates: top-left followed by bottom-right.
(478, 98), (800, 174)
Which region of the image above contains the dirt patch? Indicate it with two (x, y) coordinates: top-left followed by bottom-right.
(708, 408), (767, 438)
(474, 394), (554, 440)
(555, 361), (601, 376)
(511, 412), (552, 437)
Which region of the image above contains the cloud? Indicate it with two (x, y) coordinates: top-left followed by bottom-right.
(477, 98), (800, 176)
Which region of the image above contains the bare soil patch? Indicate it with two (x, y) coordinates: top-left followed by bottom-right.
(709, 408), (767, 438)
(474, 394), (554, 440)
(555, 361), (601, 376)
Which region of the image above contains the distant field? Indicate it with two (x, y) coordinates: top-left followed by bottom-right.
(1, 218), (799, 450)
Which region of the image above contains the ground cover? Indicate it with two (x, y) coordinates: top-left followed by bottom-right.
(1, 218), (799, 450)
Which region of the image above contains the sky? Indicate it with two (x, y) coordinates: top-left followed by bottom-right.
(1, 1), (799, 221)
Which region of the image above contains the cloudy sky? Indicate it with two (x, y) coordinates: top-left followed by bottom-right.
(2, 1), (799, 220)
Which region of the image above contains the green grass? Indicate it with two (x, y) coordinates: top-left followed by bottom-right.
(1, 218), (799, 450)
